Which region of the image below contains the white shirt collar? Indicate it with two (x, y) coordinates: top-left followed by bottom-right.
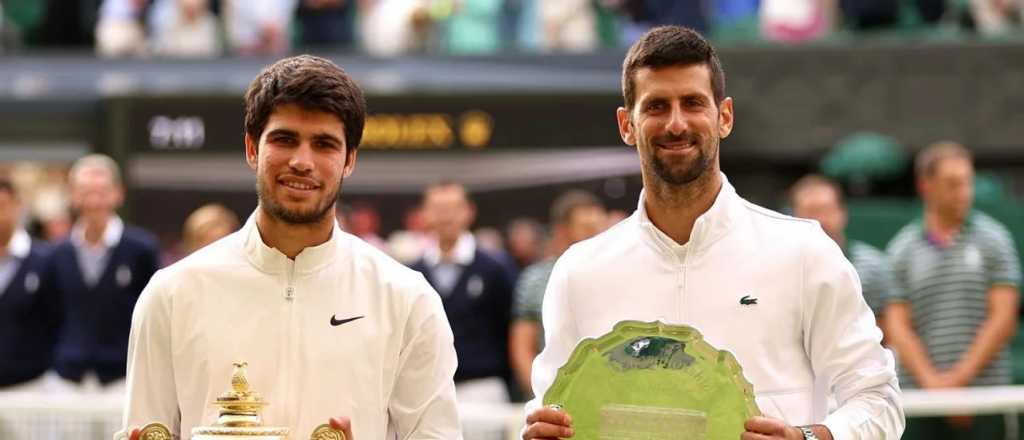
(635, 172), (739, 256)
(423, 232), (476, 267)
(242, 211), (342, 275)
(6, 229), (31, 259)
(71, 215), (124, 250)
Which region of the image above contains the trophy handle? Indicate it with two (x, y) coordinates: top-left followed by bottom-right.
(310, 423), (346, 440)
(138, 422), (173, 440)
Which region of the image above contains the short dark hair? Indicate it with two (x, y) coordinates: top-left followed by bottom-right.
(244, 55), (366, 150)
(789, 174), (844, 208)
(622, 26), (726, 110)
(550, 190), (603, 225)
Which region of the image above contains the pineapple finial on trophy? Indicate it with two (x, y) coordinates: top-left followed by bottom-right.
(230, 361), (250, 395)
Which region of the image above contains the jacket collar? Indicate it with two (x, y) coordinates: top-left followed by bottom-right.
(423, 232), (476, 267)
(5, 229), (31, 259)
(241, 212), (341, 275)
(634, 172), (742, 258)
(71, 215), (123, 250)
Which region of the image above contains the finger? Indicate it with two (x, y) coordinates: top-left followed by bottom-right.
(743, 416), (787, 434)
(525, 407), (573, 427)
(522, 422), (574, 439)
(129, 428), (141, 440)
(740, 432), (774, 440)
(329, 416), (353, 438)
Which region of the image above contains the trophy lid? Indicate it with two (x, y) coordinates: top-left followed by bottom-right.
(209, 362), (269, 428)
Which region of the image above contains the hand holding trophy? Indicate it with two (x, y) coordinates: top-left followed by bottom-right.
(131, 361), (349, 440)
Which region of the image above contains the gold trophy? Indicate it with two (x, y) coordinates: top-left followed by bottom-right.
(137, 362), (345, 440)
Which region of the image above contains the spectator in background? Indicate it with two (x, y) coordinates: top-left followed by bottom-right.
(610, 0), (709, 47)
(296, 0), (357, 48)
(347, 203), (387, 250)
(444, 0), (503, 54)
(509, 190), (606, 397)
(970, 0), (1024, 36)
(42, 154), (160, 395)
(149, 0), (222, 57)
(538, 0), (597, 52)
(181, 203), (239, 254)
(411, 181), (515, 403)
(506, 217), (544, 270)
(360, 0), (432, 56)
(761, 0), (832, 43)
(789, 174), (894, 331)
(840, 0), (945, 30)
(0, 178), (58, 394)
(886, 142), (1020, 440)
(387, 205), (431, 264)
(95, 0), (148, 57)
(223, 0), (296, 55)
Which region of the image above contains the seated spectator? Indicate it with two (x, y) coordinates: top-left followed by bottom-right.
(538, 0), (597, 52)
(296, 0), (357, 48)
(149, 0), (222, 58)
(970, 0), (1024, 35)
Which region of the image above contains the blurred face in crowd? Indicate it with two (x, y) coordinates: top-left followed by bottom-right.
(423, 185), (474, 244)
(246, 103), (356, 225)
(792, 184), (847, 245)
(920, 156), (974, 225)
(617, 64), (733, 189)
(563, 205), (608, 245)
(0, 189), (19, 239)
(70, 166), (124, 225)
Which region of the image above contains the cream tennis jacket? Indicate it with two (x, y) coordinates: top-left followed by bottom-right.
(529, 176), (904, 440)
(118, 214), (461, 439)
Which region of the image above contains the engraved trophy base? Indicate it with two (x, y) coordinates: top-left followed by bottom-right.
(191, 426), (289, 440)
(600, 404), (707, 440)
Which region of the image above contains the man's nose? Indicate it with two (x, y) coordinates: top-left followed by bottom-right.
(289, 143), (315, 173)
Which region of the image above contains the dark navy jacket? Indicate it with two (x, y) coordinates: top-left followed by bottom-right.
(43, 226), (159, 384)
(411, 249), (514, 383)
(0, 239), (55, 387)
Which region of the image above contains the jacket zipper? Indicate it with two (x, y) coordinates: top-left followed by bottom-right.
(283, 259), (296, 429)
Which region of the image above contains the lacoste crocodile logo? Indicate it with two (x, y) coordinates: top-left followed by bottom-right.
(740, 295), (758, 306)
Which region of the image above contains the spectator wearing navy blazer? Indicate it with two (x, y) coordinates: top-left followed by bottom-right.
(0, 178), (57, 392)
(410, 181), (516, 404)
(42, 154), (160, 394)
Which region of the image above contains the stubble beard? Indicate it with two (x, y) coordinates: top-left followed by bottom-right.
(256, 175), (342, 225)
(647, 134), (717, 188)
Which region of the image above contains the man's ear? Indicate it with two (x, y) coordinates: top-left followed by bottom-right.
(616, 107), (636, 146)
(717, 97), (734, 139)
(244, 133), (258, 170)
(342, 148), (358, 178)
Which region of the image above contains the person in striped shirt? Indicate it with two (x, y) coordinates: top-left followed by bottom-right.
(789, 174), (895, 330)
(886, 141), (1021, 440)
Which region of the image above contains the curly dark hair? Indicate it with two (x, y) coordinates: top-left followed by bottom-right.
(244, 55), (366, 150)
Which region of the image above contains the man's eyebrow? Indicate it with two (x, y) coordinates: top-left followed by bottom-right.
(311, 132), (343, 144)
(265, 128), (299, 138)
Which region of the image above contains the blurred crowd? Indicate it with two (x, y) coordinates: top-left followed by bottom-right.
(2, 0), (1024, 57)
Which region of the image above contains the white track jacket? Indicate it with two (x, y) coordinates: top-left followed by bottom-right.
(529, 176), (904, 440)
(118, 215), (461, 439)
